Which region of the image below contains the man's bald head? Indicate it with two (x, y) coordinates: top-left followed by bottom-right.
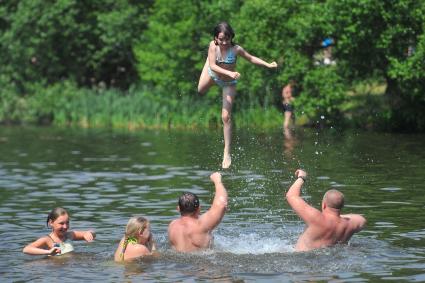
(323, 189), (345, 210)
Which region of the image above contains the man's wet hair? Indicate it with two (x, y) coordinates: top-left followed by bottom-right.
(178, 192), (200, 215)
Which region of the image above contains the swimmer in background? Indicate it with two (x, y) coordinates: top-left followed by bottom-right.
(286, 169), (367, 251)
(114, 216), (157, 262)
(168, 172), (228, 252)
(198, 22), (278, 168)
(282, 81), (295, 131)
(23, 207), (95, 256)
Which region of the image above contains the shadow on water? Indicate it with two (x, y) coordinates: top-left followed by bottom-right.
(1, 126), (425, 281)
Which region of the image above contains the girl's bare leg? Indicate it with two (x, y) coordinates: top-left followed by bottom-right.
(284, 111), (292, 130)
(222, 86), (236, 169)
(198, 59), (215, 94)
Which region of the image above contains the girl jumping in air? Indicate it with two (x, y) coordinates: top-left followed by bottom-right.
(23, 207), (95, 256)
(114, 216), (157, 262)
(198, 22), (277, 168)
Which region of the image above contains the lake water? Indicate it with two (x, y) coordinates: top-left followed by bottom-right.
(1, 126), (425, 282)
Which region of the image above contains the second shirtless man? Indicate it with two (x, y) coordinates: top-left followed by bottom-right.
(168, 172), (228, 252)
(286, 169), (367, 251)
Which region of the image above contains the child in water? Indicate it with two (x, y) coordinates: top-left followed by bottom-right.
(114, 216), (157, 262)
(23, 207), (96, 256)
(198, 22), (277, 168)
(281, 81), (295, 131)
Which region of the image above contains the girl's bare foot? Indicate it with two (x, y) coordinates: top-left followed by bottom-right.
(222, 153), (231, 169)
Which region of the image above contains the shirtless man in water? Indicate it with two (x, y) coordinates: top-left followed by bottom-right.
(286, 169), (367, 251)
(168, 172), (228, 252)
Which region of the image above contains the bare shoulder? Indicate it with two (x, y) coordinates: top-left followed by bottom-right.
(208, 41), (217, 49)
(234, 45), (244, 53)
(29, 235), (52, 248)
(342, 213), (366, 222)
(168, 218), (180, 229)
(132, 244), (150, 254)
(124, 244), (151, 260)
(168, 219), (183, 235)
(39, 235), (52, 245)
(40, 235), (51, 241)
(342, 214), (367, 230)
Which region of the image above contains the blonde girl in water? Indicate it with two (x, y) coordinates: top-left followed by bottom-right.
(23, 207), (95, 256)
(198, 22), (277, 168)
(114, 216), (157, 262)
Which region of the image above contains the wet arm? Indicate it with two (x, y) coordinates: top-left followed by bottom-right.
(286, 171), (321, 224)
(23, 237), (58, 255)
(200, 173), (228, 231)
(237, 46), (277, 68)
(71, 230), (96, 242)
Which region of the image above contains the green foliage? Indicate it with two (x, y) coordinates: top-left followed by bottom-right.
(0, 0), (152, 90)
(296, 66), (346, 126)
(326, 0), (425, 130)
(22, 80), (224, 129)
(133, 0), (200, 95)
(27, 80), (89, 125)
(0, 0), (424, 131)
(0, 75), (27, 123)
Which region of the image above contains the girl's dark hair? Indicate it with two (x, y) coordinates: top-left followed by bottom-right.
(46, 207), (68, 227)
(213, 22), (235, 46)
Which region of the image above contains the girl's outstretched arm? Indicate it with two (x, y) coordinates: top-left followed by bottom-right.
(236, 46), (277, 68)
(71, 230), (96, 242)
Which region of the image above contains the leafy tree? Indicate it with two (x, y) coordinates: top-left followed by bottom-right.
(235, 0), (346, 123)
(0, 0), (153, 91)
(326, 0), (425, 130)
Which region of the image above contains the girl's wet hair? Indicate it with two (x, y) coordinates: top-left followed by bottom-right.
(46, 207), (68, 227)
(213, 22), (235, 46)
(178, 192), (200, 215)
(120, 216), (149, 260)
(125, 216), (149, 238)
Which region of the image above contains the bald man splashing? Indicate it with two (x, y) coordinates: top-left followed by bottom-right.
(286, 169), (367, 251)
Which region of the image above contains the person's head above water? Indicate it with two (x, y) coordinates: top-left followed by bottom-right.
(323, 189), (345, 210)
(213, 22), (235, 46)
(178, 192), (200, 216)
(125, 216), (149, 239)
(46, 207), (68, 227)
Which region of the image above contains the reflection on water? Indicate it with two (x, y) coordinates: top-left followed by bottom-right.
(283, 127), (298, 158)
(1, 126), (425, 282)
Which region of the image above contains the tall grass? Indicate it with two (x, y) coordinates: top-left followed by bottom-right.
(2, 78), (394, 131)
(24, 81), (283, 130)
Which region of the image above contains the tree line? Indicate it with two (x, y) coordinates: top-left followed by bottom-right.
(1, 0), (424, 131)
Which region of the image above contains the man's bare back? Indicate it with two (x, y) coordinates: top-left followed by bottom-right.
(168, 172), (227, 252)
(286, 169), (366, 252)
(168, 216), (213, 252)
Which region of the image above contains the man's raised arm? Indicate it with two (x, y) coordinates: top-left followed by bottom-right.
(286, 169), (320, 224)
(199, 172), (228, 231)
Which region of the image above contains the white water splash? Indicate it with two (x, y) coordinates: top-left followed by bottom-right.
(214, 232), (294, 254)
